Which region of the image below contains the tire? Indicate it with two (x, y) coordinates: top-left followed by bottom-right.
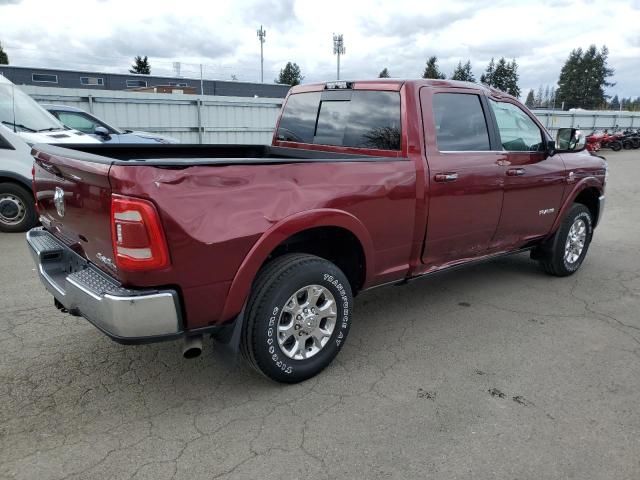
(610, 141), (622, 152)
(632, 139), (640, 149)
(0, 183), (37, 233)
(538, 204), (593, 277)
(622, 140), (633, 150)
(241, 254), (353, 383)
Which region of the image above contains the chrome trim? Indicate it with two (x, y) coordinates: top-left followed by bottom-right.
(26, 228), (181, 340)
(439, 150), (506, 154)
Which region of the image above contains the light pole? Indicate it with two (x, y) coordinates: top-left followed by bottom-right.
(333, 34), (345, 80)
(257, 25), (266, 83)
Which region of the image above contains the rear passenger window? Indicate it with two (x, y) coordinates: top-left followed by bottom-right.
(433, 93), (490, 151)
(277, 90), (401, 150)
(276, 92), (321, 144)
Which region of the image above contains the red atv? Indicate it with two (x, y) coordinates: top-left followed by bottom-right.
(597, 130), (623, 151)
(585, 131), (603, 152)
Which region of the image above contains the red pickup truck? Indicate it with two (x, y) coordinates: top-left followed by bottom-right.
(27, 79), (606, 383)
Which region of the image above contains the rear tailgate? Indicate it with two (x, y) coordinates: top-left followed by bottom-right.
(32, 145), (117, 278)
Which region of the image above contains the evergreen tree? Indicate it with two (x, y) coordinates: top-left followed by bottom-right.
(450, 60), (475, 82)
(422, 56), (446, 79)
(276, 62), (303, 86)
(378, 68), (390, 78)
(556, 45), (614, 110)
(543, 85), (551, 107)
(129, 55), (151, 75)
(504, 59), (520, 98)
(483, 57), (520, 97)
(0, 42), (8, 65)
(609, 95), (620, 111)
(525, 89), (535, 108)
(480, 58), (495, 85)
(535, 85), (544, 108)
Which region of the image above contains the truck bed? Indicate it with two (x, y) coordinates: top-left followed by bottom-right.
(34, 143), (396, 167)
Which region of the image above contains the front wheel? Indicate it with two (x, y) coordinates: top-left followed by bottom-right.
(537, 204), (593, 276)
(610, 141), (622, 152)
(241, 254), (353, 383)
(0, 183), (37, 233)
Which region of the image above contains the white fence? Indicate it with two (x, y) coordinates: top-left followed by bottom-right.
(23, 86), (284, 144)
(531, 109), (640, 135)
(22, 86), (640, 145)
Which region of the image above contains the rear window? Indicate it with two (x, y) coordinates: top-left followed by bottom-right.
(433, 93), (490, 151)
(277, 90), (401, 150)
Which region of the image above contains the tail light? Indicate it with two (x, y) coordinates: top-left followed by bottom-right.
(110, 194), (170, 271)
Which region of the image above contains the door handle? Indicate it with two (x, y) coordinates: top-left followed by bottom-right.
(506, 168), (526, 176)
(434, 173), (459, 182)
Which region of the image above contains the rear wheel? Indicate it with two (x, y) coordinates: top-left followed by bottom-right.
(0, 183), (37, 233)
(241, 254), (353, 383)
(610, 141), (622, 152)
(537, 204), (593, 276)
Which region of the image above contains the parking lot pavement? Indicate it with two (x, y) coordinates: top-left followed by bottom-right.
(1, 150), (639, 480)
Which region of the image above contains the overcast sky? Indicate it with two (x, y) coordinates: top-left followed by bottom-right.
(1, 0), (639, 98)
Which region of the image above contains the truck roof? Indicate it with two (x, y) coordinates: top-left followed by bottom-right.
(290, 79), (516, 101)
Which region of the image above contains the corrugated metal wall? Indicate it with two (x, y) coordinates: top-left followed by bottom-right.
(22, 86), (283, 144)
(21, 86), (640, 145)
(532, 109), (640, 135)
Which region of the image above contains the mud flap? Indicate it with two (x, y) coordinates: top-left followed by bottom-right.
(212, 303), (246, 361)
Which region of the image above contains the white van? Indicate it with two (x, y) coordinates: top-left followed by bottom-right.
(0, 75), (99, 232)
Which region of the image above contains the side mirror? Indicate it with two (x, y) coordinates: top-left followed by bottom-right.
(555, 128), (586, 153)
(94, 126), (111, 140)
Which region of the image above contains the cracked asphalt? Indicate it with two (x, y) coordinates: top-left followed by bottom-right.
(1, 150), (639, 480)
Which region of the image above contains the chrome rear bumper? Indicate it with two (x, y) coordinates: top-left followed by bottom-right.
(26, 228), (181, 343)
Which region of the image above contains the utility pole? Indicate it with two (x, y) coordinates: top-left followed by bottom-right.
(333, 34), (345, 80)
(199, 64), (204, 95)
(257, 25), (266, 83)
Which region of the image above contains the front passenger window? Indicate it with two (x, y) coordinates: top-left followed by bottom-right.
(490, 100), (544, 152)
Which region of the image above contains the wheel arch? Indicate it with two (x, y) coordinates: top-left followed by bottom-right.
(551, 178), (603, 234)
(0, 171), (33, 193)
(220, 209), (375, 322)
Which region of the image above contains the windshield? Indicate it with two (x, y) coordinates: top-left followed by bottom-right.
(0, 84), (65, 132)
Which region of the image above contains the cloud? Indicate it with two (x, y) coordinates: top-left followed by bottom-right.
(361, 9), (476, 38)
(467, 39), (536, 60)
(102, 18), (236, 60)
(242, 0), (298, 26)
(0, 0), (639, 97)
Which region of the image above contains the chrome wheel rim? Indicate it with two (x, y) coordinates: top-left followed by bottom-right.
(0, 194), (26, 226)
(277, 284), (337, 360)
(564, 218), (587, 264)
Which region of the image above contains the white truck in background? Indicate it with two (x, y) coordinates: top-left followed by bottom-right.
(0, 74), (99, 232)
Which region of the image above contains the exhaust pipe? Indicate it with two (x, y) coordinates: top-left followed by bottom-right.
(183, 335), (203, 359)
